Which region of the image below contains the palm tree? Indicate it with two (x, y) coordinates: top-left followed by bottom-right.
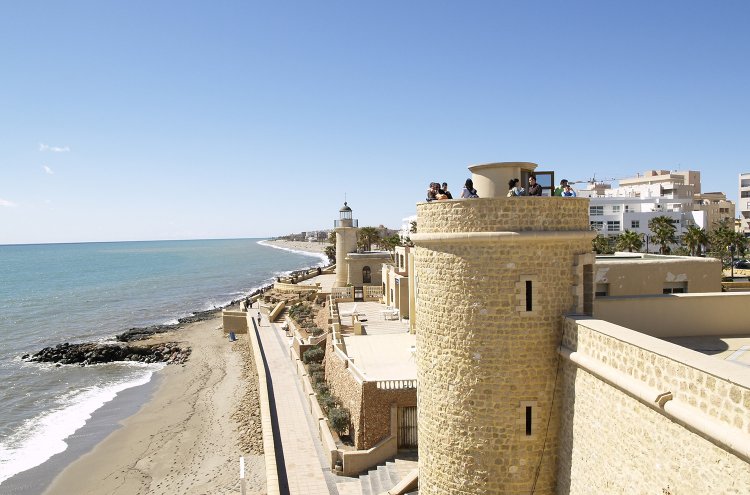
(648, 216), (677, 255)
(357, 226), (381, 252)
(592, 234), (614, 254)
(682, 226), (708, 256)
(615, 230), (643, 252)
(379, 233), (401, 260)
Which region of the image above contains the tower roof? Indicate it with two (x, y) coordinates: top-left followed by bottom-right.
(339, 202), (352, 213)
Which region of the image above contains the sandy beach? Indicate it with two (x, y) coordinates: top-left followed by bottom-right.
(263, 239), (327, 256)
(42, 315), (265, 495)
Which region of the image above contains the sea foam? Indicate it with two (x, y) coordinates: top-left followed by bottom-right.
(0, 365), (162, 484)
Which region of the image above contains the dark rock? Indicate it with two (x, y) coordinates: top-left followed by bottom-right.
(25, 342), (191, 366)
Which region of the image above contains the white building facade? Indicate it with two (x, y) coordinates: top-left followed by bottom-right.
(579, 170), (734, 251)
(739, 172), (750, 235)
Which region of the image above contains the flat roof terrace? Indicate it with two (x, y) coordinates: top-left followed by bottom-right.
(337, 301), (416, 381)
(665, 335), (750, 368)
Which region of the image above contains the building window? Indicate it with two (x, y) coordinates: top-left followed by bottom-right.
(516, 275), (538, 315)
(607, 221), (621, 232)
(525, 406), (533, 435)
(631, 220), (640, 229)
(741, 191), (750, 198)
(391, 288), (395, 301)
(525, 281), (533, 311)
(590, 221), (603, 231)
(595, 283), (609, 297)
(362, 266), (371, 284)
(663, 282), (688, 294)
(590, 205), (603, 216)
(400, 254), (405, 269)
(611, 205), (621, 213)
(519, 401), (538, 440)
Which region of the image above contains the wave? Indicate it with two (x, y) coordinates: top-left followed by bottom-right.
(0, 364), (163, 484)
(257, 240), (328, 266)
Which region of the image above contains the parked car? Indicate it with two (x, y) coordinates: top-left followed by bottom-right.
(734, 260), (750, 269)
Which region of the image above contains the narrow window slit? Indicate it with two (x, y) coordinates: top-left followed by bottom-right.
(525, 281), (533, 311)
(525, 406), (533, 435)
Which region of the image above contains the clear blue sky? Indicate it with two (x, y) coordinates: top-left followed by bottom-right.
(2, 1), (749, 244)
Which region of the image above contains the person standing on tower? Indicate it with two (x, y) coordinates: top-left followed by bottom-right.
(527, 175), (543, 196)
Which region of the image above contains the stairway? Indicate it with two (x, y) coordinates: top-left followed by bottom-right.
(272, 307), (288, 323)
(335, 458), (418, 495)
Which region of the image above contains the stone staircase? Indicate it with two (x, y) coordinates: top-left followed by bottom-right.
(335, 458), (418, 495)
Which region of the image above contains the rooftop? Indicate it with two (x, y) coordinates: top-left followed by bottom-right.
(337, 301), (416, 381)
(665, 335), (750, 368)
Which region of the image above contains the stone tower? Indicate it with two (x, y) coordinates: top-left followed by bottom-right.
(411, 162), (595, 494)
(334, 202), (358, 287)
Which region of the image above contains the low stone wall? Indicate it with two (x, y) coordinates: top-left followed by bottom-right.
(222, 310), (249, 334)
(559, 317), (750, 494)
(594, 292), (750, 337)
(273, 282), (320, 293)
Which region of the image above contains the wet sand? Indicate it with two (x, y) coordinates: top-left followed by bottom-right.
(42, 315), (265, 495)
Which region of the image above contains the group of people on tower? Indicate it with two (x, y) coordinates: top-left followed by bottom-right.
(506, 176), (577, 197)
(427, 176), (577, 200)
(506, 175), (543, 197)
(426, 181), (453, 201)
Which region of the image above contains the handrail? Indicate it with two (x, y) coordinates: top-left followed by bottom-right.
(375, 379), (417, 390)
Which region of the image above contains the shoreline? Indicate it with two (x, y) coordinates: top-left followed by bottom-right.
(1, 238), (324, 494)
(39, 315), (265, 495)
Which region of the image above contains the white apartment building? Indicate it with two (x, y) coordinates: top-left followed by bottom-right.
(579, 170), (734, 251)
(739, 172), (750, 235)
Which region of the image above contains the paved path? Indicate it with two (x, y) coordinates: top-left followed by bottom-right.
(254, 310), (335, 495)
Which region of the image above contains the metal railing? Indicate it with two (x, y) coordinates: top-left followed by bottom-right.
(375, 379), (417, 390)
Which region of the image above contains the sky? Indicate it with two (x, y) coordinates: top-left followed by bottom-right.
(1, 1), (749, 244)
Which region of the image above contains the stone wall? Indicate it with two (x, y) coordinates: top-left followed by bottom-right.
(417, 197), (590, 233)
(559, 318), (750, 494)
(360, 383), (416, 448)
(324, 335), (365, 447)
(413, 197), (594, 495)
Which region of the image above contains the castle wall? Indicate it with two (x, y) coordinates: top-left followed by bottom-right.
(413, 197), (594, 494)
(594, 292), (750, 337)
(324, 336), (365, 447)
(594, 255), (721, 296)
(559, 318), (750, 494)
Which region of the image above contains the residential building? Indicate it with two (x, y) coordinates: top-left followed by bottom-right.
(739, 172), (750, 235)
(579, 169), (734, 250)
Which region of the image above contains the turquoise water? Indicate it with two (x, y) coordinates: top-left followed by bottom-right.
(0, 238), (325, 485)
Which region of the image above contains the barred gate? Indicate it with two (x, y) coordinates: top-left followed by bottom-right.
(397, 406), (418, 448)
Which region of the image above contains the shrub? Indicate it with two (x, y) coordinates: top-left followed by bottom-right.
(307, 362), (323, 374)
(303, 347), (324, 364)
(313, 381), (329, 396)
(329, 407), (350, 436)
(320, 394), (338, 413)
(309, 327), (324, 337)
(311, 371), (325, 384)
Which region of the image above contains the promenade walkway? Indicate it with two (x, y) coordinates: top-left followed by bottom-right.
(254, 309), (344, 495)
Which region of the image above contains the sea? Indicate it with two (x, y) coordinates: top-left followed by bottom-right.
(0, 238), (326, 487)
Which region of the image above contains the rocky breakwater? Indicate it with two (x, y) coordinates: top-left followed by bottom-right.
(24, 342), (191, 367)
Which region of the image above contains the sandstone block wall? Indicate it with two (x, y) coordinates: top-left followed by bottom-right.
(413, 198), (594, 495)
(559, 318), (750, 494)
(360, 383), (416, 448)
(324, 337), (365, 447)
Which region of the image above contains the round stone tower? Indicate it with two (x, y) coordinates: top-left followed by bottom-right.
(411, 162), (595, 494)
(334, 202), (358, 287)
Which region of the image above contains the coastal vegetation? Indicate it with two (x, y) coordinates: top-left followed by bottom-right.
(303, 347), (352, 441)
